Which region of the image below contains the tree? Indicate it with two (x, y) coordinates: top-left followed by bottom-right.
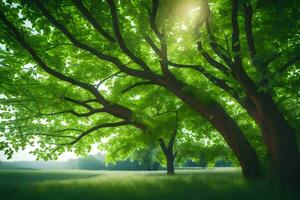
(101, 105), (232, 175)
(0, 0), (298, 184)
(166, 0), (300, 184)
(0, 0), (260, 178)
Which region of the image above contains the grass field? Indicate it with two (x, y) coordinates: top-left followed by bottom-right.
(0, 168), (298, 200)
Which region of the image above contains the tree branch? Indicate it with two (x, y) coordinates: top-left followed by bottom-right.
(122, 81), (154, 93)
(231, 0), (243, 65)
(34, 0), (152, 80)
(169, 61), (240, 101)
(159, 138), (168, 155)
(147, 0), (174, 78)
(52, 128), (83, 133)
(39, 108), (104, 117)
(205, 22), (233, 67)
(145, 36), (160, 55)
(63, 96), (95, 110)
(278, 54), (300, 73)
(0, 10), (145, 124)
(27, 133), (77, 139)
(106, 0), (152, 72)
(167, 110), (179, 150)
(197, 42), (230, 76)
(149, 0), (163, 41)
(0, 9), (109, 106)
(95, 71), (122, 89)
(72, 0), (115, 42)
(243, 2), (256, 59)
(61, 121), (131, 145)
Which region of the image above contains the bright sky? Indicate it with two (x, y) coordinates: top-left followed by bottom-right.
(0, 144), (100, 162)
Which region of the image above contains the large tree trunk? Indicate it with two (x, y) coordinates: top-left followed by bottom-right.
(232, 63), (299, 184)
(230, 0), (299, 185)
(207, 103), (260, 178)
(157, 78), (261, 178)
(249, 93), (300, 185)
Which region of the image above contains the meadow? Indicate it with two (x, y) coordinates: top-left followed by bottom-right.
(0, 168), (298, 200)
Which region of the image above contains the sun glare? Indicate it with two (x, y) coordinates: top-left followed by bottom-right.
(168, 0), (203, 33)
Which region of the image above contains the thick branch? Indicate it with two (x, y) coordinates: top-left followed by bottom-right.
(72, 0), (115, 42)
(0, 10), (109, 106)
(232, 0), (242, 65)
(145, 36), (160, 55)
(0, 10), (139, 123)
(169, 61), (240, 100)
(149, 0), (163, 40)
(147, 0), (173, 78)
(34, 0), (151, 80)
(106, 0), (151, 72)
(244, 3), (256, 58)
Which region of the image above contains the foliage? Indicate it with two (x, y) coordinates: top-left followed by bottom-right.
(0, 0), (299, 178)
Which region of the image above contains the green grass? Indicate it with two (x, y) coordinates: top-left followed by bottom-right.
(0, 168), (298, 200)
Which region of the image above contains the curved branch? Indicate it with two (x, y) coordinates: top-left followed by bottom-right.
(122, 81), (154, 93)
(197, 42), (231, 76)
(52, 128), (83, 133)
(62, 121), (131, 145)
(27, 133), (77, 139)
(71, 0), (115, 42)
(0, 8), (142, 122)
(205, 22), (233, 67)
(145, 36), (160, 55)
(96, 71), (122, 89)
(149, 0), (163, 41)
(232, 0), (242, 65)
(40, 108), (105, 117)
(63, 96), (95, 110)
(106, 0), (151, 72)
(33, 0), (151, 80)
(82, 99), (98, 104)
(0, 10), (109, 106)
(169, 61), (241, 101)
(147, 0), (173, 78)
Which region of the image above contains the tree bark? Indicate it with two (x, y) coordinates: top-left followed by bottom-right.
(230, 0), (300, 183)
(248, 92), (300, 184)
(157, 78), (261, 178)
(159, 139), (176, 175)
(231, 54), (299, 184)
(166, 154), (175, 175)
